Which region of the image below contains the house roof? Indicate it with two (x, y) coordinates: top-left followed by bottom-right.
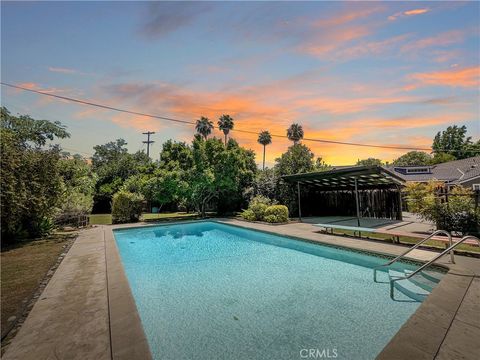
(282, 165), (404, 190)
(387, 156), (480, 183)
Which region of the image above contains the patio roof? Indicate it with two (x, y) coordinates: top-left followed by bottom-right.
(282, 165), (405, 191)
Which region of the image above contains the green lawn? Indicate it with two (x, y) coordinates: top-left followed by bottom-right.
(88, 212), (203, 225)
(327, 229), (480, 254)
(87, 214), (113, 225)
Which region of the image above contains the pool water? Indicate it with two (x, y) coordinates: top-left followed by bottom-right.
(114, 221), (442, 360)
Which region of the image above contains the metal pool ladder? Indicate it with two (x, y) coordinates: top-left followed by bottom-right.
(373, 232), (480, 299)
(373, 230), (453, 283)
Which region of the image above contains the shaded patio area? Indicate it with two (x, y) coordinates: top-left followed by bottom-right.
(282, 165), (405, 225)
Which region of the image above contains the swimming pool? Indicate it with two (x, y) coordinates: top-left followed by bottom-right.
(113, 221), (444, 360)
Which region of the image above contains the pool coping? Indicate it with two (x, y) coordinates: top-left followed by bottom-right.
(105, 227), (152, 359)
(106, 219), (478, 360)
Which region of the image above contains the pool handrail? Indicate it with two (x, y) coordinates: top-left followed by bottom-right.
(373, 230), (453, 282)
(389, 235), (480, 299)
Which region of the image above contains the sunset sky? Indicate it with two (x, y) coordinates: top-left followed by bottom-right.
(2, 1), (479, 166)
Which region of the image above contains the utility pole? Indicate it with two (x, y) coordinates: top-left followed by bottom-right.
(142, 131), (155, 158)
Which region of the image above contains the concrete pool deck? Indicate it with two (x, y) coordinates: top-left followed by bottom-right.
(2, 219), (479, 360)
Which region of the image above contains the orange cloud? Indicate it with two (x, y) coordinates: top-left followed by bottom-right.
(407, 66), (480, 89)
(404, 8), (429, 16)
(389, 8), (429, 21)
(17, 82), (39, 90)
(346, 113), (471, 130)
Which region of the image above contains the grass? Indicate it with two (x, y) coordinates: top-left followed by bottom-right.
(327, 229), (480, 255)
(88, 212), (204, 225)
(87, 213), (112, 225)
(1, 232), (76, 337)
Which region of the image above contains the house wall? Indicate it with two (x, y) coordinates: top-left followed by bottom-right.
(459, 177), (480, 189)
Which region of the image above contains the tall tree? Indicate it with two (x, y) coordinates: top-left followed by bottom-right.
(58, 154), (98, 215)
(257, 130), (272, 170)
(286, 123), (304, 144)
(1, 107), (70, 241)
(195, 116), (214, 140)
(356, 158), (383, 166)
(92, 139), (150, 212)
(432, 125), (472, 160)
(274, 143), (316, 214)
(393, 151), (432, 166)
(218, 114), (234, 146)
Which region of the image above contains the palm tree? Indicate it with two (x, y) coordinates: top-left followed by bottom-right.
(257, 130), (272, 170)
(218, 114), (234, 146)
(195, 116), (214, 140)
(286, 123), (304, 145)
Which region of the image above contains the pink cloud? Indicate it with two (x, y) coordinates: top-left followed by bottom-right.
(401, 30), (464, 53)
(406, 66), (480, 89)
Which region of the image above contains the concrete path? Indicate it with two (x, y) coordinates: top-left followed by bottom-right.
(2, 227), (111, 360)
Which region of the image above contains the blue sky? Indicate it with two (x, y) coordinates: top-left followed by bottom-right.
(2, 1), (479, 165)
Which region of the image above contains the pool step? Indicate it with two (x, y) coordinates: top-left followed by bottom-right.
(403, 270), (441, 292)
(415, 270), (443, 284)
(388, 270), (430, 302)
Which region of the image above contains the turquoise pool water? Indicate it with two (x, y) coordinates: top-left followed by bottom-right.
(114, 221), (440, 360)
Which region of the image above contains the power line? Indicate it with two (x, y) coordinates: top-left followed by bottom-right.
(2, 81), (478, 153)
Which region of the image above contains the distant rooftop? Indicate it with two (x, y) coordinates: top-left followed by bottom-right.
(386, 156), (480, 184)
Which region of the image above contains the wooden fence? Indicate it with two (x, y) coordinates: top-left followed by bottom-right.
(300, 188), (403, 220)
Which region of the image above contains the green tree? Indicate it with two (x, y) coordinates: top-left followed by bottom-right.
(430, 152), (457, 165)
(187, 137), (256, 216)
(1, 107), (69, 147)
(58, 154), (98, 215)
(195, 116), (214, 140)
(1, 107), (70, 241)
(432, 125), (473, 160)
(218, 114), (234, 146)
(159, 140), (193, 171)
(405, 181), (479, 235)
(393, 151), (432, 166)
(275, 144), (315, 176)
(257, 130), (272, 170)
(92, 139), (151, 212)
(253, 168), (278, 200)
(286, 123), (304, 145)
(356, 158), (383, 166)
(274, 143), (316, 212)
(143, 169), (186, 211)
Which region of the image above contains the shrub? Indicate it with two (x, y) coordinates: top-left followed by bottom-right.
(248, 195), (273, 220)
(264, 205), (289, 223)
(240, 209), (256, 221)
(405, 181), (479, 235)
(111, 191), (144, 224)
(264, 214), (279, 223)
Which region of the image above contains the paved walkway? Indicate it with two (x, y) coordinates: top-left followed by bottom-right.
(2, 227), (111, 360)
(2, 220), (479, 360)
(302, 213), (435, 234)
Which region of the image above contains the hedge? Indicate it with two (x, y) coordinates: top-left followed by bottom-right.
(111, 191), (144, 224)
(264, 205), (289, 223)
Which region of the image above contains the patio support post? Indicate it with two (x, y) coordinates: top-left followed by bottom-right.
(354, 178), (361, 227)
(297, 181), (302, 222)
(397, 184), (403, 221)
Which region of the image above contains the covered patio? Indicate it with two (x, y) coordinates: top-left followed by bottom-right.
(282, 165), (406, 225)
